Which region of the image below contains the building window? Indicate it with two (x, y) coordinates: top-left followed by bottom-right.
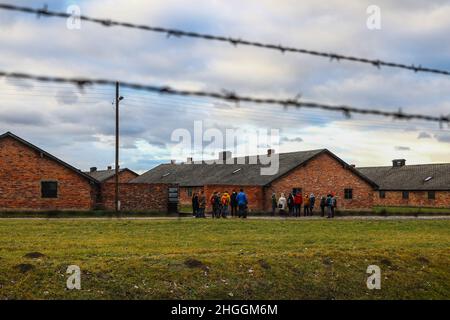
(402, 191), (409, 199)
(187, 187), (193, 197)
(344, 188), (353, 199)
(379, 191), (386, 199)
(428, 191), (436, 200)
(41, 181), (58, 198)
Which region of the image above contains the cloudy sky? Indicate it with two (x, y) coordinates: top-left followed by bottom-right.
(1, 0), (449, 173)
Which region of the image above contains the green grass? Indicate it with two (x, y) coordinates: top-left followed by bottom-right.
(2, 204), (450, 218)
(0, 219), (449, 300)
(0, 210), (192, 218)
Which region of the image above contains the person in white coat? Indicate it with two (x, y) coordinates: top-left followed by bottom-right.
(278, 193), (287, 216)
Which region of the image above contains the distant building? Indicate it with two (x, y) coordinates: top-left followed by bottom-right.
(131, 149), (376, 211)
(133, 150), (450, 212)
(358, 160), (450, 208)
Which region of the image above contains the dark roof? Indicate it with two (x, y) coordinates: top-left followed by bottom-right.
(132, 149), (378, 187)
(357, 164), (450, 191)
(0, 132), (99, 184)
(85, 168), (138, 182)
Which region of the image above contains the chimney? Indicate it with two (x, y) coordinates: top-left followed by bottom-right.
(170, 160), (176, 165)
(218, 151), (232, 162)
(90, 167), (97, 172)
(107, 166), (112, 170)
(267, 149), (275, 156)
(392, 159), (406, 167)
(186, 157), (193, 164)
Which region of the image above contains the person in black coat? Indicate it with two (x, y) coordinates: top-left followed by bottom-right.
(287, 193), (294, 216)
(192, 192), (199, 217)
(320, 196), (326, 217)
(214, 192), (222, 218)
(230, 190), (238, 217)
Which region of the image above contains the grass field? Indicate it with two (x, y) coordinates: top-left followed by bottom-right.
(0, 218), (449, 300)
(180, 204), (450, 216)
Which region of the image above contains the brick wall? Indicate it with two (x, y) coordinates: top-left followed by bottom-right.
(179, 186), (204, 206)
(265, 152), (375, 211)
(373, 190), (450, 208)
(103, 170), (138, 183)
(203, 185), (264, 212)
(0, 136), (97, 211)
(179, 185), (264, 212)
(100, 183), (171, 212)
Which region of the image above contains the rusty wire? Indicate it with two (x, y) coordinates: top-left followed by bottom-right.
(1, 70), (449, 125)
(0, 3), (449, 77)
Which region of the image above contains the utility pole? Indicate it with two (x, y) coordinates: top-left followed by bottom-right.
(115, 81), (120, 212)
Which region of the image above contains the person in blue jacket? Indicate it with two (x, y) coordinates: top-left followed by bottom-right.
(326, 194), (333, 218)
(309, 193), (316, 216)
(236, 188), (248, 218)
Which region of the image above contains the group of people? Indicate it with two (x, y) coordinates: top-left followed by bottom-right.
(272, 192), (337, 218)
(191, 189), (249, 219)
(191, 191), (207, 218)
(192, 189), (337, 219)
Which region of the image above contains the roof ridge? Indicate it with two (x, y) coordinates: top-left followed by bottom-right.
(161, 149), (328, 165)
(84, 168), (129, 172)
(132, 148), (381, 188)
(358, 162), (450, 169)
(231, 148), (326, 159)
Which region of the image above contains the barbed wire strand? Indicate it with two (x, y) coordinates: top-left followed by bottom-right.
(1, 70), (449, 126)
(1, 3), (449, 77)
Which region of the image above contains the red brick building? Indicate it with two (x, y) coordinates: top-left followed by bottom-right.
(132, 149), (378, 212)
(0, 132), (99, 210)
(134, 150), (450, 212)
(358, 160), (450, 209)
(0, 132), (171, 213)
(2, 131), (449, 213)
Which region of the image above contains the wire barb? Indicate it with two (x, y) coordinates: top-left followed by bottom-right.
(100, 19), (113, 27)
(277, 45), (286, 54)
(158, 86), (173, 94)
(342, 108), (352, 119)
(166, 30), (183, 38)
(1, 3), (449, 77)
(36, 4), (48, 19)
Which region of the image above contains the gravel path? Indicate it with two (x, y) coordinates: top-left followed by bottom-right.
(1, 215), (449, 220)
(247, 215), (450, 220)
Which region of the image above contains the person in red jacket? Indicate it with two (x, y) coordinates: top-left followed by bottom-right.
(293, 192), (303, 217)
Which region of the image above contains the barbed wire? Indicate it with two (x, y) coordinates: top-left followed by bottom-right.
(1, 70), (448, 126)
(1, 3), (449, 77)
